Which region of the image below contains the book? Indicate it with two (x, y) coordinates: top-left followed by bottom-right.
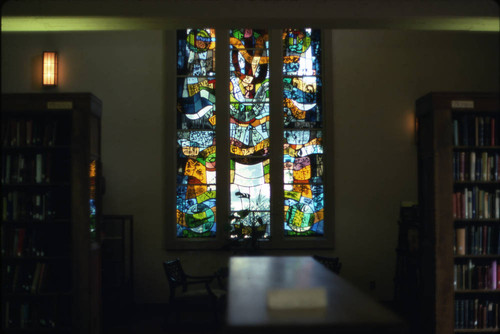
(35, 154), (43, 184)
(26, 119), (33, 145)
(456, 227), (466, 255)
(453, 119), (459, 146)
(482, 152), (488, 181)
(11, 265), (19, 292)
(458, 152), (464, 181)
(470, 152), (476, 181)
(16, 228), (26, 257)
(492, 260), (497, 289)
(37, 263), (46, 292)
(497, 263), (500, 290)
(496, 190), (500, 219)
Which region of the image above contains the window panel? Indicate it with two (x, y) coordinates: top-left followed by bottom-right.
(176, 185), (216, 237)
(176, 29), (216, 238)
(283, 29), (321, 77)
(177, 77), (216, 130)
(283, 28), (324, 237)
(177, 29), (216, 76)
(229, 29), (271, 239)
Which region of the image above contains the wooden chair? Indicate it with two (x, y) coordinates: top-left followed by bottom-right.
(163, 259), (226, 329)
(313, 255), (342, 274)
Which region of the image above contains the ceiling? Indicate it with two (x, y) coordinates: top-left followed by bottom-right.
(2, 0), (499, 32)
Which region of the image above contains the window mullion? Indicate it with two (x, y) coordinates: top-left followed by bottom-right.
(269, 29), (284, 245)
(216, 28), (230, 242)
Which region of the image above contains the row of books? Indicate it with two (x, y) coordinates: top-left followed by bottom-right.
(454, 298), (499, 330)
(453, 115), (499, 147)
(1, 152), (69, 185)
(1, 227), (70, 258)
(452, 188), (500, 220)
(3, 262), (70, 294)
(1, 119), (65, 148)
(453, 151), (500, 182)
(455, 225), (500, 256)
(454, 260), (500, 290)
(3, 299), (70, 329)
(2, 190), (69, 222)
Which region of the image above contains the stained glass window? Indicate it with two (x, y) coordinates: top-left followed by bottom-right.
(174, 28), (327, 245)
(229, 29), (270, 239)
(283, 29), (324, 237)
(176, 29), (217, 238)
(89, 160), (97, 241)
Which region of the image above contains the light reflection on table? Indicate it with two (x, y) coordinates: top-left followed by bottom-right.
(225, 256), (408, 334)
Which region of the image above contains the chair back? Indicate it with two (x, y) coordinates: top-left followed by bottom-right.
(313, 255), (342, 274)
(163, 259), (187, 297)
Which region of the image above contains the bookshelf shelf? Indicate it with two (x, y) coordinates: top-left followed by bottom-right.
(455, 290), (500, 294)
(1, 93), (103, 334)
(2, 220), (70, 225)
(3, 291), (73, 297)
(2, 256), (71, 261)
(417, 92), (500, 334)
(455, 255), (500, 259)
(454, 329), (500, 333)
(454, 182), (500, 186)
(455, 219), (500, 223)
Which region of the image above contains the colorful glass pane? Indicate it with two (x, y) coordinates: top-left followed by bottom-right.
(177, 29), (216, 76)
(283, 29), (324, 237)
(177, 77), (216, 130)
(230, 158), (270, 239)
(89, 160), (97, 241)
(176, 29), (216, 238)
(229, 29), (271, 239)
(283, 29), (321, 76)
(283, 29), (322, 129)
(176, 185), (216, 237)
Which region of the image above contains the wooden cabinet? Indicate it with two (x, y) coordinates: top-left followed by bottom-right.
(1, 93), (103, 334)
(416, 92), (500, 334)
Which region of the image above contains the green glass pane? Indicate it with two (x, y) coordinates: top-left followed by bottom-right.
(176, 185), (216, 238)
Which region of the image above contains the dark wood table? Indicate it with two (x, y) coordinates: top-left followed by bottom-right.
(225, 256), (408, 334)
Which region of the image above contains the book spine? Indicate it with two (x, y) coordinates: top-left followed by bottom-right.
(35, 154), (42, 184)
(470, 151), (476, 181)
(16, 228), (25, 256)
(482, 152), (488, 181)
(457, 227), (466, 255)
(460, 152), (465, 181)
(492, 260), (497, 290)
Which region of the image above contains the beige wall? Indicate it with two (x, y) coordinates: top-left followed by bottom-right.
(2, 29), (498, 303)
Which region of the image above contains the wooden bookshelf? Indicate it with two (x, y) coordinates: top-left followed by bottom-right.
(416, 92), (500, 334)
(1, 93), (103, 334)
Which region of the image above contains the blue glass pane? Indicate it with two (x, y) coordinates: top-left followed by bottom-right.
(177, 77), (216, 130)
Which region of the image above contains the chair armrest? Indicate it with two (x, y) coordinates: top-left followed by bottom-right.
(181, 277), (219, 298)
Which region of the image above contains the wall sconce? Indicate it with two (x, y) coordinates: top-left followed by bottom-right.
(42, 51), (58, 86)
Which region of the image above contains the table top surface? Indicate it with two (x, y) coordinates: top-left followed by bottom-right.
(225, 256), (407, 333)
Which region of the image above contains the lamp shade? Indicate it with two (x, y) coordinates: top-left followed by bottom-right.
(42, 51), (58, 86)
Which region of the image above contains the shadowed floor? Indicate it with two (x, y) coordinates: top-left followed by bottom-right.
(103, 303), (224, 334)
